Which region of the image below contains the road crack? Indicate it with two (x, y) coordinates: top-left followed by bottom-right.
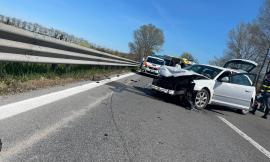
(108, 92), (135, 162)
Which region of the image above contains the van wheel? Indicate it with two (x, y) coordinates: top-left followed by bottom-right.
(194, 89), (210, 110)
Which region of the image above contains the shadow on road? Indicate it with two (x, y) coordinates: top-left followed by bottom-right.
(106, 80), (177, 104)
(106, 79), (241, 115)
(135, 72), (158, 79)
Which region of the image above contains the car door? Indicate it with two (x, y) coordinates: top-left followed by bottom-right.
(212, 72), (255, 109)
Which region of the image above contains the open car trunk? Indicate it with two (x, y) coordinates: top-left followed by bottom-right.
(223, 59), (258, 72)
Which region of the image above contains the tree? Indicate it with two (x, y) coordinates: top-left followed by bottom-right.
(180, 52), (198, 63)
(255, 0), (270, 85)
(227, 23), (267, 62)
(209, 0), (270, 86)
(258, 0), (270, 41)
(209, 55), (232, 66)
(209, 23), (267, 66)
(129, 24), (164, 61)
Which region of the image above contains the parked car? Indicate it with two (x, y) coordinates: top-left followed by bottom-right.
(151, 59), (257, 114)
(141, 56), (165, 76)
(163, 55), (181, 67)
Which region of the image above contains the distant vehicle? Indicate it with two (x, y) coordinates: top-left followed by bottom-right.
(180, 58), (196, 68)
(163, 55), (181, 67)
(140, 56), (165, 76)
(151, 59), (257, 114)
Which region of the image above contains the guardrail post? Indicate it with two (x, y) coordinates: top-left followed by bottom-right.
(52, 64), (58, 72)
(65, 64), (71, 73)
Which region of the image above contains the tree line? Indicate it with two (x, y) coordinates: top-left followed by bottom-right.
(209, 0), (270, 83)
(0, 14), (134, 60)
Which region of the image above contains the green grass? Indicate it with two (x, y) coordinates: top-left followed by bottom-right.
(0, 62), (136, 95)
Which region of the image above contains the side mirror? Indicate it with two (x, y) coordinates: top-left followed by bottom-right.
(220, 76), (229, 83)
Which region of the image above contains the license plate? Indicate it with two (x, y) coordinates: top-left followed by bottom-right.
(158, 87), (168, 93)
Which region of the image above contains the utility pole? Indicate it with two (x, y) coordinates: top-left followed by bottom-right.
(264, 58), (270, 78)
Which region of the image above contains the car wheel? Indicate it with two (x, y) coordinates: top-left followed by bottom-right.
(194, 89), (210, 110)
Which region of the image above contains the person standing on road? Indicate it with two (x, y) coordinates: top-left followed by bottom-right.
(251, 71), (270, 119)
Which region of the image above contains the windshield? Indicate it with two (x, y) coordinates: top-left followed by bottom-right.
(146, 57), (165, 65)
(185, 65), (222, 79)
(164, 59), (171, 66)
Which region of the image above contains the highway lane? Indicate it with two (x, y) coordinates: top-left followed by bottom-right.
(0, 73), (269, 161)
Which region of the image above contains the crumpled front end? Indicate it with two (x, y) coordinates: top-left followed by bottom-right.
(152, 66), (208, 95)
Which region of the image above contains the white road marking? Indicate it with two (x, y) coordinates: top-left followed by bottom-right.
(0, 92), (113, 160)
(0, 73), (134, 120)
(217, 116), (270, 159)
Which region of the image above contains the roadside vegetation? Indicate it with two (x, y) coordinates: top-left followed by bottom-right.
(0, 62), (134, 95)
(209, 0), (270, 86)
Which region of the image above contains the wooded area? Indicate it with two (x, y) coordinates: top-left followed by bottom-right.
(209, 0), (270, 84)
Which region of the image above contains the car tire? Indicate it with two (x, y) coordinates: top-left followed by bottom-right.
(194, 89), (210, 110)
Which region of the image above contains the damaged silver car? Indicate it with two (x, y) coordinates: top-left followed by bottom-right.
(151, 59), (257, 114)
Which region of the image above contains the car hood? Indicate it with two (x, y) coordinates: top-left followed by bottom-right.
(159, 65), (208, 79)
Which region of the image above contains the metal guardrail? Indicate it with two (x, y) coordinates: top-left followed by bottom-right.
(0, 23), (138, 66)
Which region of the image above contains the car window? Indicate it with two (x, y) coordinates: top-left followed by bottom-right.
(185, 65), (222, 79)
(164, 59), (171, 66)
(230, 74), (252, 86)
(146, 57), (164, 65)
(217, 71), (231, 81)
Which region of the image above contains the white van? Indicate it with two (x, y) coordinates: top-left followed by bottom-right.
(140, 56), (165, 76)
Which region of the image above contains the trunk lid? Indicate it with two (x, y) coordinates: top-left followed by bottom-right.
(223, 59), (258, 72)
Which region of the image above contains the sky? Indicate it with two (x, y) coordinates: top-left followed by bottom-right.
(0, 0), (265, 63)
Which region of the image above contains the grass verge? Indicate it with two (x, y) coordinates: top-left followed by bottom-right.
(0, 63), (137, 95)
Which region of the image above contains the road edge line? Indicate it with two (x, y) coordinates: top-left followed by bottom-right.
(217, 115), (270, 159)
(0, 92), (113, 160)
(0, 72), (135, 120)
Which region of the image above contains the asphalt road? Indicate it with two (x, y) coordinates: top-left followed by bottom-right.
(0, 73), (269, 162)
